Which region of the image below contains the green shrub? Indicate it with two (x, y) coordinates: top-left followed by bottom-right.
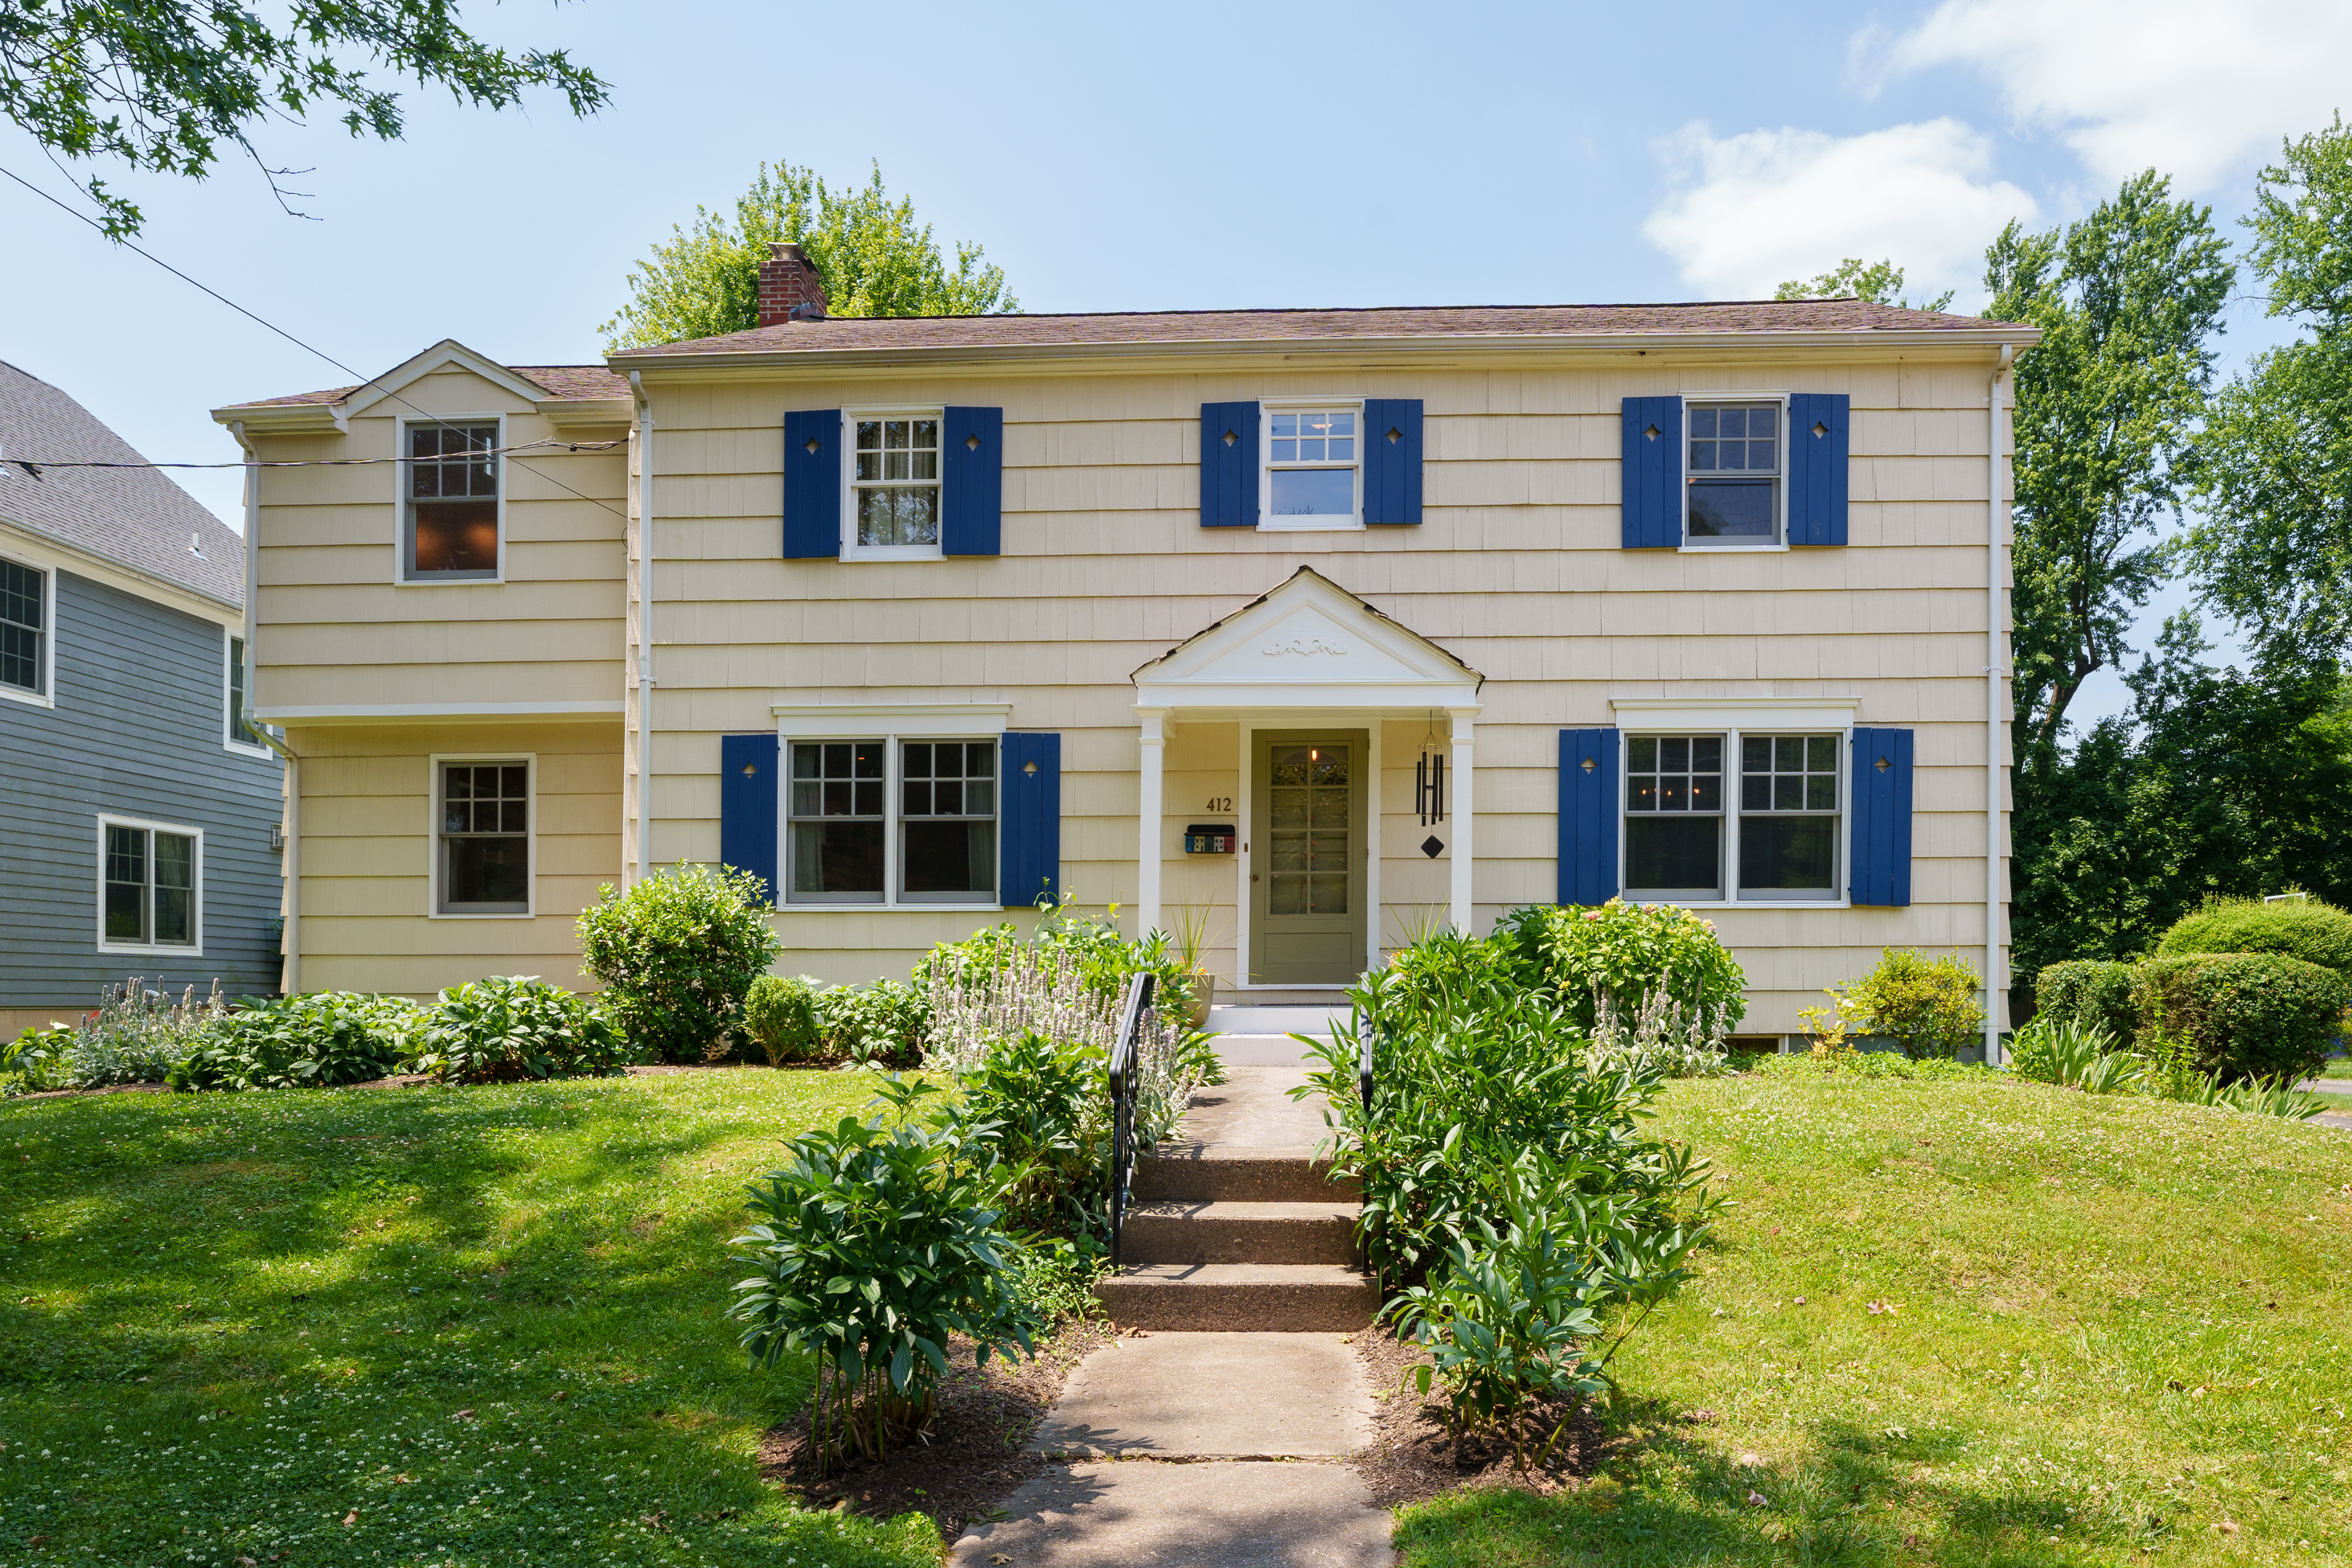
(1490, 900), (1747, 1034)
(2157, 896), (2352, 978)
(2007, 1016), (2142, 1094)
(576, 864), (782, 1063)
(2034, 959), (2141, 1047)
(413, 976), (635, 1084)
(173, 992), (425, 1092)
(2, 1024), (75, 1095)
(1831, 949), (1986, 1060)
(817, 979), (928, 1067)
(2131, 952), (2346, 1085)
(938, 1030), (1108, 1236)
(918, 894), (1197, 1016)
(743, 975), (824, 1065)
(729, 1077), (1039, 1474)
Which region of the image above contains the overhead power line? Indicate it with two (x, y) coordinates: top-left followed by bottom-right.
(2, 437), (622, 478)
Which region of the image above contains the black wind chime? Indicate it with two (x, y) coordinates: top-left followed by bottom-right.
(1415, 714), (1447, 857)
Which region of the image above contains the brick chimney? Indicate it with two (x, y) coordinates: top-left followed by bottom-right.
(757, 242), (828, 326)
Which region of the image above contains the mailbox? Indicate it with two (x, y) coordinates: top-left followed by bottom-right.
(1184, 823), (1237, 855)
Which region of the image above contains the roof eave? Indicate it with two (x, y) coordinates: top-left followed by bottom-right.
(211, 400), (347, 434)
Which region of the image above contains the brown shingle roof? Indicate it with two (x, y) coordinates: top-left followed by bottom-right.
(224, 364), (629, 410)
(614, 298), (2029, 359)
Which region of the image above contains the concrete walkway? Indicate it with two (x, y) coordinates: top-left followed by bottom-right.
(953, 1008), (1394, 1566)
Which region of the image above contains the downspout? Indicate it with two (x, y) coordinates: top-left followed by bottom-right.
(231, 419), (298, 995)
(628, 371), (654, 885)
(1987, 344), (2013, 1065)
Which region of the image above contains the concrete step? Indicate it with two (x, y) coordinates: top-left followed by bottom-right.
(1205, 1004), (1350, 1033)
(1131, 1152), (1357, 1204)
(1121, 1200), (1360, 1266)
(1094, 1262), (1379, 1332)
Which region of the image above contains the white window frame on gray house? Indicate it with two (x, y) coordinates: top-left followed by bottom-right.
(397, 414), (505, 585)
(1, 553), (55, 707)
(1680, 392), (1789, 551)
(223, 630), (269, 756)
(839, 407), (945, 560)
(429, 753), (534, 917)
(96, 815), (203, 954)
(1258, 400), (1365, 532)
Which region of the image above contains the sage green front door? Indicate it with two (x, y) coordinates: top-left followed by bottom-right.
(1250, 730), (1369, 986)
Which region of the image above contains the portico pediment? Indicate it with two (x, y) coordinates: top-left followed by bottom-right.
(1131, 566), (1483, 712)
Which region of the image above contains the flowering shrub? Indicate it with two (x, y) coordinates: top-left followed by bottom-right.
(1491, 900), (1747, 1035)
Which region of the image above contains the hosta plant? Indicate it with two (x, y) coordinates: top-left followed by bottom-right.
(413, 976), (634, 1084)
(173, 991), (425, 1091)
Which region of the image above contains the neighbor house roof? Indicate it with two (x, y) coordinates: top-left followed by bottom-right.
(222, 363), (632, 411)
(0, 359), (244, 607)
(613, 298), (2036, 361)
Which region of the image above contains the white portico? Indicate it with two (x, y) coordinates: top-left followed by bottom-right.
(1131, 568), (1485, 987)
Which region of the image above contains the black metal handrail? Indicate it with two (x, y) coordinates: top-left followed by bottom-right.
(1106, 969), (1156, 1268)
(1360, 1020), (1377, 1126)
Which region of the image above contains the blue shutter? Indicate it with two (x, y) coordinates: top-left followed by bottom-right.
(1362, 398), (1424, 525)
(1788, 393), (1850, 546)
(782, 409), (840, 560)
(1849, 727), (1915, 906)
(999, 732), (1062, 909)
(1199, 401), (1259, 528)
(1558, 728), (1621, 905)
(1621, 396), (1682, 548)
(942, 405), (1004, 556)
(719, 733), (781, 902)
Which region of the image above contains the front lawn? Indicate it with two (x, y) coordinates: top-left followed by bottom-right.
(1396, 1061), (2352, 1568)
(2, 1069), (940, 1568)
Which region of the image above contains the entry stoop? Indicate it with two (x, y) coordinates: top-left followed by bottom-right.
(1093, 1061), (1379, 1332)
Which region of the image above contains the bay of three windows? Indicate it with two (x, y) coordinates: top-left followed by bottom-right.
(1626, 731), (1842, 901)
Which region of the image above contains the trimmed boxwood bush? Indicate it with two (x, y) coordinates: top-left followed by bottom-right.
(2131, 951), (2347, 1085)
(2034, 959), (2141, 1049)
(744, 975), (824, 1065)
(576, 864), (782, 1062)
(2157, 897), (2352, 979)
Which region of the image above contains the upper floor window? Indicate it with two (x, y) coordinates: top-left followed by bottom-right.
(224, 632), (266, 752)
(404, 421), (500, 581)
(1, 557), (45, 699)
(1686, 401), (1779, 545)
(437, 758), (530, 914)
(1264, 408), (1359, 527)
(101, 818), (199, 950)
(847, 414), (941, 557)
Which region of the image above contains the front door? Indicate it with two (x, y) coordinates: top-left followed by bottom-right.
(1250, 729), (1369, 986)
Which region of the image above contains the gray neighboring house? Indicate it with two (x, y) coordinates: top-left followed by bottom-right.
(1, 359), (283, 1036)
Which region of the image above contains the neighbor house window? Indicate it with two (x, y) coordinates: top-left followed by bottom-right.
(1739, 735), (1840, 900)
(100, 819), (199, 950)
(787, 737), (998, 905)
(1625, 735), (1723, 899)
(404, 421), (500, 580)
(437, 759), (529, 913)
(848, 414), (941, 555)
(1265, 408), (1359, 526)
(1686, 401), (1779, 544)
(2, 557), (45, 697)
(224, 633), (265, 750)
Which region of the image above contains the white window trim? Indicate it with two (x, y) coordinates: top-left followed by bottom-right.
(1677, 390), (1791, 553)
(396, 412), (507, 586)
(1615, 720), (1853, 909)
(1257, 397), (1366, 534)
(0, 553), (55, 708)
(839, 405), (947, 561)
(95, 814), (204, 956)
(774, 705), (1012, 911)
(429, 752), (536, 918)
(223, 629), (270, 757)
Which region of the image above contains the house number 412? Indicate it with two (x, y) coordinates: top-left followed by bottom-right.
(1205, 797), (1232, 813)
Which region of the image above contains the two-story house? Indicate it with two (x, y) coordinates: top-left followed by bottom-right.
(2, 360), (285, 1036)
(213, 247), (2034, 1053)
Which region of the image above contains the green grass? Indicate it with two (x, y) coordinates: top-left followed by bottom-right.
(2319, 1057), (2350, 1080)
(2, 1069), (941, 1568)
(1396, 1058), (2352, 1568)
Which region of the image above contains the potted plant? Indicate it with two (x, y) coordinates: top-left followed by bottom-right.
(1171, 901), (1220, 1032)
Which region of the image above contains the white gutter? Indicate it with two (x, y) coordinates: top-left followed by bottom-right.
(1987, 345), (2013, 1065)
(628, 371), (654, 885)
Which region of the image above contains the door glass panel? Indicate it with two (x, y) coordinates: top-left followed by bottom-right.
(1266, 745), (1349, 915)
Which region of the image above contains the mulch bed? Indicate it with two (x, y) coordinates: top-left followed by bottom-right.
(1351, 1323), (1608, 1508)
(757, 1318), (1115, 1545)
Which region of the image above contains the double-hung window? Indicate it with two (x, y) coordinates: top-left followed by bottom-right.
(1623, 731), (1843, 902)
(787, 738), (998, 905)
(437, 759), (530, 913)
(100, 819), (199, 950)
(847, 413), (941, 556)
(403, 421), (501, 581)
(1263, 407), (1359, 527)
(1686, 401), (1780, 545)
(2, 557), (47, 700)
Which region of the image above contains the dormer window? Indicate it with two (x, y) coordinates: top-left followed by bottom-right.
(403, 420), (501, 581)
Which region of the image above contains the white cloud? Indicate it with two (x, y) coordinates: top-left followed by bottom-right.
(1878, 0), (2352, 191)
(1640, 119), (2038, 300)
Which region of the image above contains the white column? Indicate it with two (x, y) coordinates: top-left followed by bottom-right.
(1448, 711), (1476, 934)
(1137, 709), (1167, 938)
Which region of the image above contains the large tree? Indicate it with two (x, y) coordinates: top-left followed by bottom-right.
(0, 0), (608, 237)
(1772, 257), (1954, 311)
(1986, 172), (2235, 763)
(2181, 116), (2352, 660)
(600, 161), (1016, 351)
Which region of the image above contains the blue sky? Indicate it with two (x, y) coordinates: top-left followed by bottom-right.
(3, 0), (2344, 722)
